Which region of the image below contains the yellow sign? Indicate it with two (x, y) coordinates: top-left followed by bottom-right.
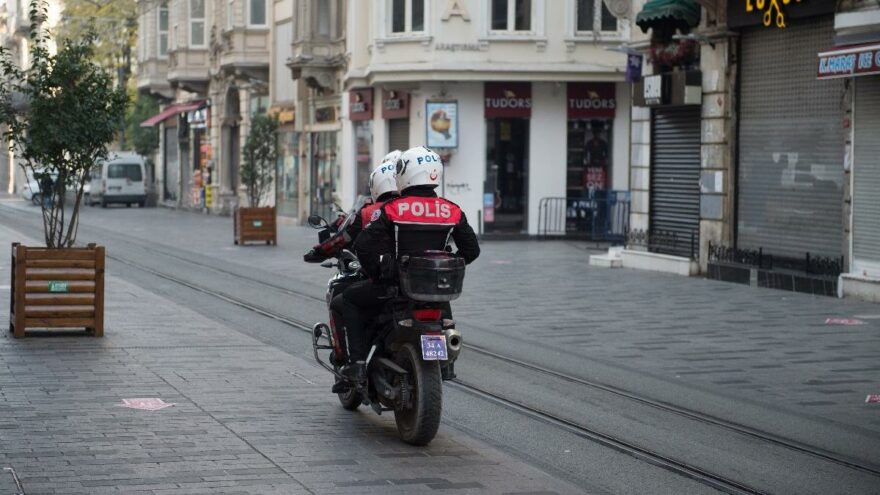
(746, 0), (803, 28)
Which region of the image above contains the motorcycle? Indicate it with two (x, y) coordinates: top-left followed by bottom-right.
(304, 202), (464, 446)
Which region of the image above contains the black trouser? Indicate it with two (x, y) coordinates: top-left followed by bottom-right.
(340, 280), (388, 362)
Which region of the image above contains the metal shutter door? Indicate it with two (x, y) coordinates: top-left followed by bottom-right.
(853, 77), (880, 267)
(650, 106), (701, 257)
(388, 119), (409, 152)
(737, 17), (844, 259)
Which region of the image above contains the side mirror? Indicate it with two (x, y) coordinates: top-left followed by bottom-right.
(308, 214), (328, 229)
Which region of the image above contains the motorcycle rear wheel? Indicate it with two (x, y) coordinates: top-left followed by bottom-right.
(393, 342), (442, 445)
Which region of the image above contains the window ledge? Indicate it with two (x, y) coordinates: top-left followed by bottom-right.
(374, 35), (433, 52)
(480, 34), (546, 42)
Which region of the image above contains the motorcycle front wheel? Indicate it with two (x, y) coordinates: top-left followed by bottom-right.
(393, 342), (442, 445)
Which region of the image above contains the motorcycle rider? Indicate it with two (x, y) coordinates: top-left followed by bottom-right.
(339, 146), (480, 383)
(303, 150), (401, 262)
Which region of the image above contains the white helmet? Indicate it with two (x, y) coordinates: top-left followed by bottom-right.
(369, 160), (397, 202)
(395, 146), (442, 191)
(383, 149), (402, 164)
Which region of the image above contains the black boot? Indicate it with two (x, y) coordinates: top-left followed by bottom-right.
(340, 361), (366, 384)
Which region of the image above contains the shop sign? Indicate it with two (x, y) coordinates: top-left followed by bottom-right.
(485, 82), (531, 118)
(643, 75), (663, 105)
(349, 88), (373, 121)
(568, 83), (616, 119)
(817, 44), (880, 80)
(426, 101), (458, 149)
(382, 90), (410, 119)
(729, 1), (834, 29)
(626, 54), (643, 83)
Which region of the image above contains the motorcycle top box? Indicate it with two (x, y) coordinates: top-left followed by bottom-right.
(398, 251), (465, 302)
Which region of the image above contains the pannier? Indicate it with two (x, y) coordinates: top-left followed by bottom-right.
(398, 251), (466, 302)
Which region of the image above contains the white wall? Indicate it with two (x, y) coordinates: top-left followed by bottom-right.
(612, 81), (631, 190)
(340, 92), (357, 209)
(528, 82), (567, 235)
(411, 82), (486, 229)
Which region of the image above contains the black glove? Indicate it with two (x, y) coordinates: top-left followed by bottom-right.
(303, 249), (324, 263)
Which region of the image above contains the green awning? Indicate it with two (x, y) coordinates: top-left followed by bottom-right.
(635, 0), (701, 33)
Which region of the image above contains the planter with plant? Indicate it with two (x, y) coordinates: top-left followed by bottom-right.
(2, 1), (127, 337)
(234, 114), (279, 246)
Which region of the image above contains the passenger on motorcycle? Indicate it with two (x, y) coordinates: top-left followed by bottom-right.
(303, 150), (402, 262)
(338, 146), (480, 383)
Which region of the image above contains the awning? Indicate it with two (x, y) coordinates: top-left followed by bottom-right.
(817, 43), (880, 80)
(635, 0), (701, 33)
(140, 100), (206, 127)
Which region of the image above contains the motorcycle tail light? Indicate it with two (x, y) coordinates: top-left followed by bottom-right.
(413, 309), (442, 322)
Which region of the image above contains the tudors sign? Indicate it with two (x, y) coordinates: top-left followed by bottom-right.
(817, 44), (880, 80)
(349, 88), (373, 121)
(485, 82), (531, 118)
(567, 83), (616, 119)
(382, 90), (410, 119)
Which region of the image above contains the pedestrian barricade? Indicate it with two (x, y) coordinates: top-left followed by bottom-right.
(537, 191), (630, 243)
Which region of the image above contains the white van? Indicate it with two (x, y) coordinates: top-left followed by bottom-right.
(89, 153), (147, 208)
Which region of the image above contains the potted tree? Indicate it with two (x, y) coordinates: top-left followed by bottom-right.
(234, 113), (279, 245)
(1, 1), (128, 337)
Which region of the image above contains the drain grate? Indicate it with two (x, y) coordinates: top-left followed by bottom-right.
(1, 467), (24, 495)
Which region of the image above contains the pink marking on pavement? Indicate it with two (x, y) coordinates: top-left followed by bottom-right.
(866, 395), (880, 404)
(825, 318), (866, 326)
(491, 260), (512, 265)
(118, 398), (175, 411)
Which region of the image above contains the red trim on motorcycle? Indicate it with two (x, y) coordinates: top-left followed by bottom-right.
(412, 308), (442, 322)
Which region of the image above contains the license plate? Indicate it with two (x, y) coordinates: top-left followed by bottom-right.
(420, 335), (448, 361)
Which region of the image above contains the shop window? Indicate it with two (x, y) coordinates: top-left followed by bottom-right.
(276, 131), (300, 218)
(491, 0), (531, 32)
(189, 0), (206, 47)
(158, 3), (169, 57)
(249, 0), (266, 27)
(354, 121), (373, 197)
(567, 119), (612, 197)
(390, 0), (425, 34)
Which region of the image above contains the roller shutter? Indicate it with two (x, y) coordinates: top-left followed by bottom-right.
(853, 76), (880, 273)
(737, 17), (844, 259)
(650, 106), (701, 258)
(388, 119), (409, 152)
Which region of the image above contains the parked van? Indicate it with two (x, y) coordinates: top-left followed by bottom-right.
(89, 153), (147, 208)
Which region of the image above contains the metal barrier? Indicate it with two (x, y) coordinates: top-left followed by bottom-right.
(537, 191), (630, 243)
(627, 228), (698, 260)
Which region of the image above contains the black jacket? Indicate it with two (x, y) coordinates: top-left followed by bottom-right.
(354, 187), (480, 279)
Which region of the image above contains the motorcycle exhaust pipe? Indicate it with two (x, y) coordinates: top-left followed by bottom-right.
(444, 327), (462, 360)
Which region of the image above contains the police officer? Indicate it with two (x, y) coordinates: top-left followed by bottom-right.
(339, 146), (480, 383)
(303, 150), (401, 262)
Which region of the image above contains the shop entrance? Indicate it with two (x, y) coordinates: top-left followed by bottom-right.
(486, 118), (529, 232)
(309, 131), (339, 221)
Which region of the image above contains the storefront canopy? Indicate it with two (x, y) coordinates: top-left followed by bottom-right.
(140, 101), (206, 128)
(635, 0), (701, 33)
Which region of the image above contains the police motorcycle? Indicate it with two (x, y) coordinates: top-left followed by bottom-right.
(304, 200), (464, 446)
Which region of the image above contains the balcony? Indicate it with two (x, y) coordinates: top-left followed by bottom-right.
(167, 47), (210, 94)
(137, 57), (173, 99)
(214, 25), (269, 82)
(287, 38), (345, 91)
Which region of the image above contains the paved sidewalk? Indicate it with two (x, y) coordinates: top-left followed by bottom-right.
(0, 224), (578, 495)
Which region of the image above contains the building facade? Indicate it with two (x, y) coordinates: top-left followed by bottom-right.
(625, 0), (880, 301)
(341, 0), (633, 235)
(138, 0), (271, 213)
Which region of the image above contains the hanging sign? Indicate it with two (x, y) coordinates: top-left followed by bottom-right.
(625, 54), (643, 83)
(817, 44), (880, 80)
(382, 90), (410, 119)
(729, 1), (834, 29)
(485, 82), (531, 118)
(349, 88), (373, 121)
(567, 83), (616, 119)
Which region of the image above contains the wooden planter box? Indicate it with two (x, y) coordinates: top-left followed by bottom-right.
(9, 243), (105, 338)
(234, 206), (277, 245)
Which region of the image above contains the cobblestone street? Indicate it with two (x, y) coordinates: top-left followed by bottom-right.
(1, 201), (879, 494)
